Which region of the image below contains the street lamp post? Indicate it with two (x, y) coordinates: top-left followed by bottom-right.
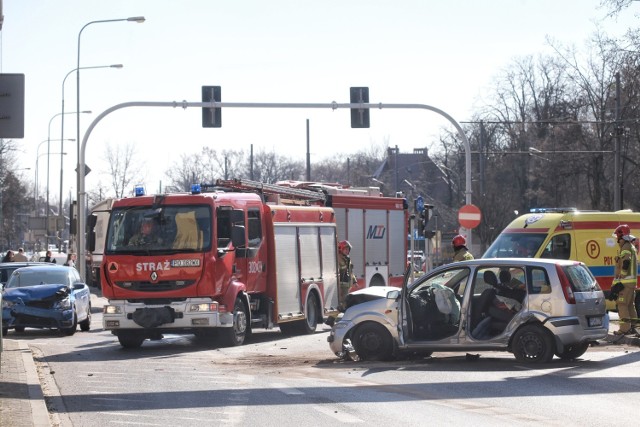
(47, 112), (88, 250)
(60, 64), (121, 245)
(37, 151), (67, 248)
(35, 139), (74, 216)
(76, 16), (144, 269)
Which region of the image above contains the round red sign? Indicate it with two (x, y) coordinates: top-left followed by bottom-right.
(458, 204), (482, 229)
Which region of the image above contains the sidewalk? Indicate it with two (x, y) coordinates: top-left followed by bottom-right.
(0, 339), (50, 427)
(0, 288), (108, 427)
(0, 305), (638, 426)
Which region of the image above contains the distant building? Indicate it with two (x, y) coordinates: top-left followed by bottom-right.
(371, 146), (463, 265)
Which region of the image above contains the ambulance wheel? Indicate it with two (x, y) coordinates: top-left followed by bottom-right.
(352, 322), (394, 361)
(512, 324), (555, 363)
(555, 342), (589, 360)
(219, 297), (247, 347)
(118, 332), (145, 349)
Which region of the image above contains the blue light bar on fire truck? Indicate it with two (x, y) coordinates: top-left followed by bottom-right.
(191, 184), (201, 194)
(134, 185), (146, 197)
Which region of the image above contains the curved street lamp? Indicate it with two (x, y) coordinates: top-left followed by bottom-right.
(76, 16), (144, 264)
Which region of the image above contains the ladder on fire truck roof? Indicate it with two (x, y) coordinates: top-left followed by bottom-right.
(214, 178), (327, 202)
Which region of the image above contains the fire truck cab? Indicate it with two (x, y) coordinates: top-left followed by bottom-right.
(102, 183), (339, 348)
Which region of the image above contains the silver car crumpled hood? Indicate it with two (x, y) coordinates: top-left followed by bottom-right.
(345, 286), (398, 309)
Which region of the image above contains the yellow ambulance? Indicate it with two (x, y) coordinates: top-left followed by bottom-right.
(483, 208), (640, 309)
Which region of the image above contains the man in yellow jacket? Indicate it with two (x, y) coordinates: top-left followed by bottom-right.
(612, 224), (638, 336)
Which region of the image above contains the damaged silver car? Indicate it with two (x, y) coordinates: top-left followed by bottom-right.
(328, 258), (607, 363)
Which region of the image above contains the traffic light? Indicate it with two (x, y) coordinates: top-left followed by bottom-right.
(416, 208), (428, 237)
(350, 87), (370, 128)
(423, 204), (434, 229)
(69, 201), (77, 235)
(202, 85), (221, 128)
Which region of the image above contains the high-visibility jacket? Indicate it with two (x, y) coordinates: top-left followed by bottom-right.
(615, 241), (638, 285)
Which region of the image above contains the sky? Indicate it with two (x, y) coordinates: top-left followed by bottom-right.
(1, 0), (638, 205)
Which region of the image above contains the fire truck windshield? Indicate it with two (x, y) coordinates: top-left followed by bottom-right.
(106, 206), (212, 254)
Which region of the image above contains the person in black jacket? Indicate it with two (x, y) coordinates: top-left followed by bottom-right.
(44, 250), (57, 263)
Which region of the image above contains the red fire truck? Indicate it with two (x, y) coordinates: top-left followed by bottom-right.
(101, 179), (407, 348)
(273, 180), (408, 289)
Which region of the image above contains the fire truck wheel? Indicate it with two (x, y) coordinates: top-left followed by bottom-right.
(300, 291), (319, 334)
(219, 297), (248, 347)
(118, 332), (145, 349)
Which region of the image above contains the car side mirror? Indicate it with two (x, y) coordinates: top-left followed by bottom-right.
(386, 290), (400, 300)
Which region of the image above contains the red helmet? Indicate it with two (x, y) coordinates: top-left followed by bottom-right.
(613, 224), (631, 239)
(452, 235), (466, 247)
(338, 240), (352, 252)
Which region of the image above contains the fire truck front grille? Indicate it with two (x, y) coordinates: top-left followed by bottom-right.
(114, 281), (196, 292)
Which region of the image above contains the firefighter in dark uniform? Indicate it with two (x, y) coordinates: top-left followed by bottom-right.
(612, 224), (638, 335)
(338, 240), (358, 308)
(326, 240), (357, 326)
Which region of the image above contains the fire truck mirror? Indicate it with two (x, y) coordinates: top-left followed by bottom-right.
(231, 209), (244, 224)
(231, 225), (246, 248)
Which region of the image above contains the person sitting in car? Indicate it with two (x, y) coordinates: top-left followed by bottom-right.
(497, 269), (527, 303)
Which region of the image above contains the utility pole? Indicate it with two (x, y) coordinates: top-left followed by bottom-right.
(614, 72), (621, 210)
(306, 119), (311, 181)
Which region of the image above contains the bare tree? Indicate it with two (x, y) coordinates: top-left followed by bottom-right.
(104, 142), (144, 198)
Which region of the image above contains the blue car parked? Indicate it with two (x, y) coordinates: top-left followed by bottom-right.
(1, 265), (91, 336)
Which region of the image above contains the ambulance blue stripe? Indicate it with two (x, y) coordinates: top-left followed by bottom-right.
(588, 266), (640, 277)
(588, 266), (614, 277)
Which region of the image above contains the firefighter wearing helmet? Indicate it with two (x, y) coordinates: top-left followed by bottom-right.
(338, 240), (357, 304)
(452, 234), (474, 262)
(612, 224), (638, 336)
(326, 240), (357, 326)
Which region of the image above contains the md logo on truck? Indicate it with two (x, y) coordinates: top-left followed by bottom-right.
(366, 225), (386, 239)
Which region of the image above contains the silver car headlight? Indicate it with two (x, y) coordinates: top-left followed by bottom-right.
(2, 299), (13, 309)
(53, 297), (71, 310)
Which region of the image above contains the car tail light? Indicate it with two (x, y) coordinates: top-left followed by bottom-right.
(556, 264), (575, 304)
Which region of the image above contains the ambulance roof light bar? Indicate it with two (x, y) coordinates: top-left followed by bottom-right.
(529, 207), (578, 214)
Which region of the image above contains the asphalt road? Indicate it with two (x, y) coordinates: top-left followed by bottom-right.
(7, 307), (638, 427)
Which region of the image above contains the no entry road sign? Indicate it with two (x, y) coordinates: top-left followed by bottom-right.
(458, 204), (482, 229)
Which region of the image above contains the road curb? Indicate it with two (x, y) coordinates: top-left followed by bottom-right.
(19, 341), (51, 427)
